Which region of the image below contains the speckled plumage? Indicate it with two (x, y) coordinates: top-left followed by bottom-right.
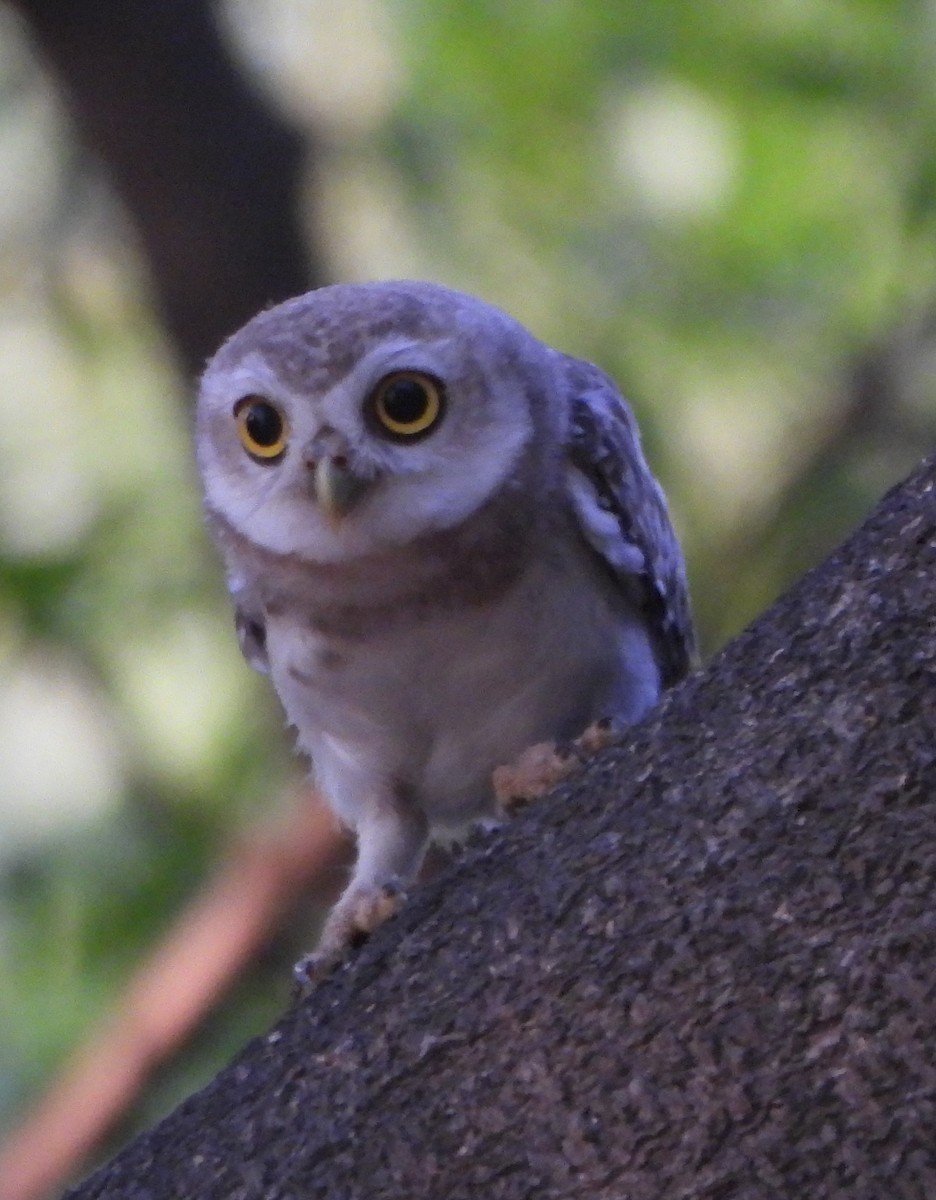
(196, 280), (695, 975)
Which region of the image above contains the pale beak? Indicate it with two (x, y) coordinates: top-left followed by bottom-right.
(313, 456), (371, 520)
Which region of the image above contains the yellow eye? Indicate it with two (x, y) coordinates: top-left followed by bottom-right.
(234, 396), (289, 460)
(369, 372), (444, 440)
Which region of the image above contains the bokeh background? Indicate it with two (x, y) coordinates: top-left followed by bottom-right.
(1, 0), (935, 1188)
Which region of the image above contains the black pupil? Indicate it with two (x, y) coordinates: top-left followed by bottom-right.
(382, 379), (429, 425)
(245, 402), (282, 447)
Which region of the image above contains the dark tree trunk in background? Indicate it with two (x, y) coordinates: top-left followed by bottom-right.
(64, 456), (936, 1197)
(9, 0), (321, 375)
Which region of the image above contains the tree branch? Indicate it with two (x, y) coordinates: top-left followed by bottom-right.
(61, 452), (936, 1198)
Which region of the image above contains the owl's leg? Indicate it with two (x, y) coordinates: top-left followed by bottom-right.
(491, 718), (618, 815)
(295, 789), (429, 989)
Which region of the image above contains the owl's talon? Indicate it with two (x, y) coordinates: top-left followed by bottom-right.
(292, 950), (335, 997)
(492, 718), (620, 815)
(577, 716), (620, 756)
(492, 741), (576, 814)
(293, 881), (407, 993)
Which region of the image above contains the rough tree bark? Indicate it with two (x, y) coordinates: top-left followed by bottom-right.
(8, 0), (320, 374)
(63, 454), (936, 1198)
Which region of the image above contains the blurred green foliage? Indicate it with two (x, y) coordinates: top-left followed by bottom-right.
(1, 0), (934, 1165)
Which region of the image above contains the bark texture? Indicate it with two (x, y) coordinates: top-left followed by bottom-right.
(9, 0), (319, 375)
(67, 453), (936, 1198)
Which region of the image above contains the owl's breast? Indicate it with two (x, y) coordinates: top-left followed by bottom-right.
(262, 533), (660, 832)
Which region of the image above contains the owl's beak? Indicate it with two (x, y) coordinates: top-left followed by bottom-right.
(313, 456), (371, 520)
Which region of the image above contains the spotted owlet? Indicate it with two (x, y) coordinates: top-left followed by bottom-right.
(196, 281), (695, 979)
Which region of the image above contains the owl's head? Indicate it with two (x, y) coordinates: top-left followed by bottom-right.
(197, 281), (564, 563)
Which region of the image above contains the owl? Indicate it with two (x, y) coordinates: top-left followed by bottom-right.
(196, 281), (695, 980)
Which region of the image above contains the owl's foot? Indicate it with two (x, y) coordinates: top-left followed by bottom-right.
(492, 718), (618, 816)
(293, 880), (406, 993)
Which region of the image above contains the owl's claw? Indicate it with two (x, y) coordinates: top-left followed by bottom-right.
(292, 880), (407, 995)
(292, 951), (328, 996)
(576, 715), (617, 755)
(492, 718), (619, 816)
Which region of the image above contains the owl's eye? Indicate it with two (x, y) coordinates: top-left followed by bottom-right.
(234, 397), (290, 460)
(368, 372), (444, 440)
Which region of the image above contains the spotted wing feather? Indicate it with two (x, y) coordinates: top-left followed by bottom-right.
(560, 353), (697, 688)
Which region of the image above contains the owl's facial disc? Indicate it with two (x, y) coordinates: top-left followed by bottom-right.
(199, 323), (536, 562)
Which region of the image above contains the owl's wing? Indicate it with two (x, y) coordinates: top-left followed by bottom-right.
(228, 573), (271, 676)
(560, 353), (697, 688)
